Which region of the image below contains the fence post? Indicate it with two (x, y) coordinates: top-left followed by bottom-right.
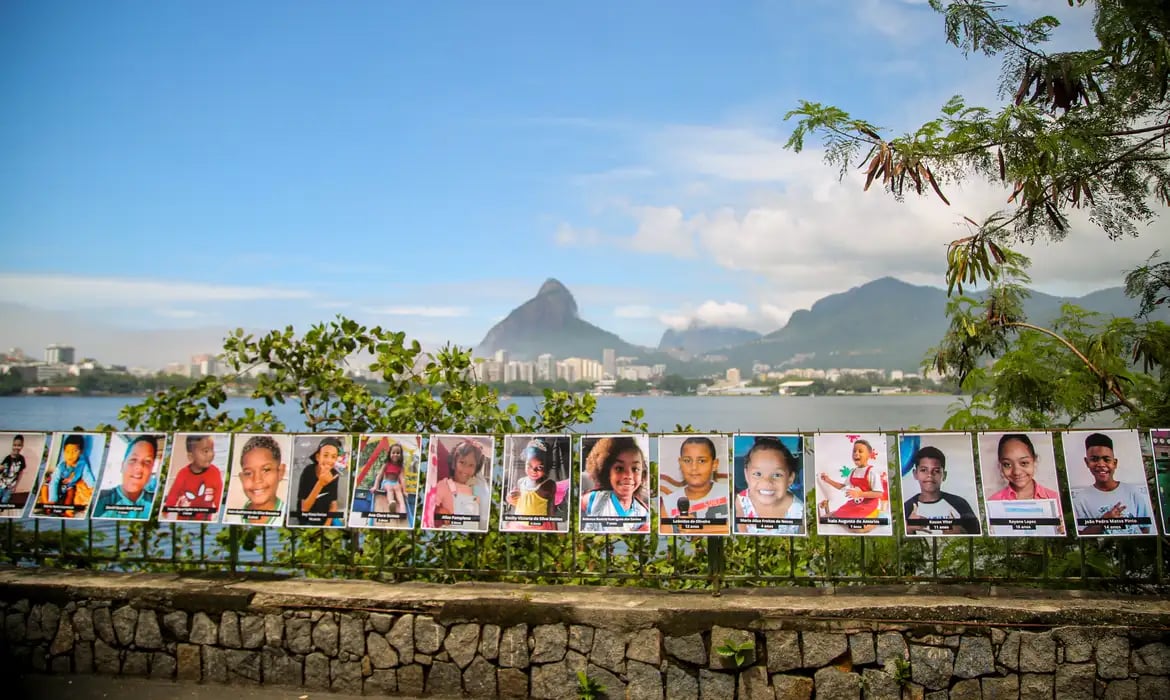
(708, 537), (725, 594)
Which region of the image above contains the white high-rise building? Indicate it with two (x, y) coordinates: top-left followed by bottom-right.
(602, 348), (616, 378)
(536, 354), (555, 382)
(45, 344), (75, 365)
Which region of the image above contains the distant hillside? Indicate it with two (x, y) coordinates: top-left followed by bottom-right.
(475, 279), (645, 360)
(715, 277), (1151, 372)
(658, 324), (762, 355)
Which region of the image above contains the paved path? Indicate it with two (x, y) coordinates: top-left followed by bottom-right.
(16, 674), (431, 700)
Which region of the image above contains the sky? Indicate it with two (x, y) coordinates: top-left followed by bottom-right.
(1, 0), (1165, 368)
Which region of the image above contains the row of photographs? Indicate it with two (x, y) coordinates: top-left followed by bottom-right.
(0, 429), (1164, 538)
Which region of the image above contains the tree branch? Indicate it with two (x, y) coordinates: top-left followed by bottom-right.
(1003, 321), (1138, 413)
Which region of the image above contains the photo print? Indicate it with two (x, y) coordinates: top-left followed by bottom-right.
(1063, 429), (1154, 536)
(0, 432), (47, 519)
(658, 434), (730, 536)
(897, 433), (982, 537)
(813, 433), (892, 536)
(421, 435), (493, 533)
(1151, 429), (1170, 535)
(579, 434), (651, 534)
(977, 432), (1065, 537)
(159, 433), (230, 523)
(731, 434), (806, 536)
(221, 433), (293, 527)
(92, 433), (167, 521)
(347, 434), (422, 529)
(500, 435), (571, 533)
(32, 432), (106, 520)
(286, 434), (351, 528)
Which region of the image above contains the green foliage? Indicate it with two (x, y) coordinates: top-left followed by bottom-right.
(576, 670), (605, 700)
(891, 657), (912, 686)
(714, 638), (756, 668)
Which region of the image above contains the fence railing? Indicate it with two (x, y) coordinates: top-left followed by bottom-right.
(4, 513), (1164, 592)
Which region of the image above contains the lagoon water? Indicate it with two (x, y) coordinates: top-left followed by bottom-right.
(0, 393), (963, 433)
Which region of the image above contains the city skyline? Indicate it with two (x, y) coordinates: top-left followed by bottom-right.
(3, 2), (1165, 362)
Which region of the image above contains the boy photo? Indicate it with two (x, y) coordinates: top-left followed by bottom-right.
(92, 433), (167, 521)
(160, 434), (229, 523)
(658, 434), (730, 536)
(0, 432), (47, 518)
(347, 434), (422, 529)
(1063, 430), (1154, 536)
(897, 433), (982, 537)
(221, 433), (293, 527)
(33, 432), (105, 520)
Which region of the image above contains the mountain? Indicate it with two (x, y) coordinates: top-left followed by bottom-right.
(657, 324), (762, 356)
(716, 277), (1153, 372)
(475, 279), (644, 360)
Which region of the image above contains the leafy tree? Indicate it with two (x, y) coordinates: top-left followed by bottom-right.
(785, 0), (1170, 297)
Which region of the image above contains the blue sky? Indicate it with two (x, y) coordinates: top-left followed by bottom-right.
(0, 1), (1162, 367)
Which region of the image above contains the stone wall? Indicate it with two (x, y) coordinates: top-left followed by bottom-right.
(1, 569), (1169, 699)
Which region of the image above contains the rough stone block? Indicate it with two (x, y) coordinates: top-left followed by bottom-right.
(176, 643), (200, 681)
(135, 610), (163, 650)
(736, 665), (769, 700)
(225, 649), (261, 683)
(876, 632), (908, 665)
(1055, 662), (1097, 700)
(586, 663), (626, 699)
(1019, 672), (1053, 700)
(472, 622), (499, 661)
(424, 659), (461, 696)
(628, 628), (662, 667)
(312, 616), (339, 656)
(1053, 627), (1094, 664)
(189, 612), (217, 646)
(397, 663), (424, 696)
(666, 632), (706, 665)
(73, 608), (95, 642)
(698, 669), (735, 700)
(982, 673), (1019, 700)
(950, 677), (981, 700)
(94, 639), (120, 674)
(413, 615), (445, 655)
(1138, 675), (1170, 699)
(74, 641), (93, 674)
(590, 628), (626, 674)
(367, 631), (398, 668)
(953, 635), (995, 679)
(239, 614), (265, 650)
(627, 659), (664, 700)
(860, 668), (900, 700)
(909, 644), (953, 691)
(49, 655), (71, 674)
(161, 611), (188, 642)
(285, 617), (312, 655)
(446, 622), (481, 668)
(463, 655), (497, 698)
(150, 651), (176, 679)
(49, 615), (74, 657)
(368, 612), (392, 634)
(1134, 642), (1170, 676)
(813, 666), (860, 700)
(803, 631), (847, 668)
(304, 652), (330, 690)
(261, 647), (302, 687)
(388, 614), (415, 664)
(666, 664), (699, 700)
(998, 631), (1021, 671)
(1103, 678), (1137, 700)
(569, 624), (593, 654)
(202, 645), (227, 684)
(1097, 635), (1131, 680)
(93, 606), (116, 646)
(339, 615), (364, 658)
(848, 632), (875, 666)
(498, 667), (529, 699)
(112, 605), (137, 646)
(330, 658), (362, 694)
(1019, 631), (1056, 672)
(710, 626), (755, 669)
(530, 659), (577, 700)
(763, 630), (800, 673)
(365, 668), (396, 694)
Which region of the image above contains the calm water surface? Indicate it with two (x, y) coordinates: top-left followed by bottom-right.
(0, 393), (963, 433)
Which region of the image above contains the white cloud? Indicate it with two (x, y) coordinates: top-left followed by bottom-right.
(628, 205), (695, 255)
(553, 223), (603, 247)
(153, 308), (206, 319)
(0, 274), (311, 308)
(692, 300), (752, 326)
(363, 305), (469, 318)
